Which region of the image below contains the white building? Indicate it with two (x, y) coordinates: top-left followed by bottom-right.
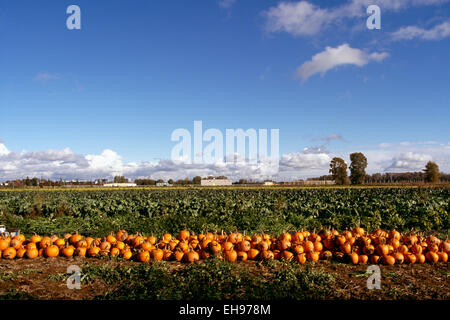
(201, 179), (232, 186)
(103, 183), (137, 187)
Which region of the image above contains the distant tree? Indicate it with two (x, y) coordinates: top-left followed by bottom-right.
(168, 179), (174, 185)
(349, 152), (368, 185)
(238, 179), (248, 184)
(424, 161), (440, 183)
(329, 157), (349, 185)
(192, 176), (202, 185)
(156, 179), (164, 184)
(114, 176), (128, 183)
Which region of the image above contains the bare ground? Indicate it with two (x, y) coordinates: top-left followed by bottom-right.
(0, 258), (448, 300)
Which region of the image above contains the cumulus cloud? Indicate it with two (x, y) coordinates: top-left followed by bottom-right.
(296, 43), (389, 81)
(0, 142), (10, 156)
(387, 152), (433, 170)
(264, 0), (450, 36)
(264, 1), (333, 36)
(391, 21), (450, 40)
(1, 140), (449, 182)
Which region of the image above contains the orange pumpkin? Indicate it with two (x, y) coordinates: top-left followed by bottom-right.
(3, 247), (17, 259)
(44, 245), (59, 258)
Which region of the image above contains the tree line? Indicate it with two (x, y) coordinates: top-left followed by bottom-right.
(329, 152), (443, 185)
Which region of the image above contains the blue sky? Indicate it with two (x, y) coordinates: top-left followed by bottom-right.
(0, 0), (449, 181)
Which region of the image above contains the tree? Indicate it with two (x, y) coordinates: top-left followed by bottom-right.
(168, 179), (174, 185)
(192, 176), (202, 185)
(113, 176), (128, 183)
(424, 161), (439, 183)
(329, 157), (349, 185)
(349, 152), (368, 185)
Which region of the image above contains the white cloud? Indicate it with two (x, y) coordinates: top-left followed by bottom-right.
(296, 43), (389, 81)
(264, 0), (450, 36)
(1, 140), (449, 182)
(264, 1), (333, 36)
(0, 143), (10, 156)
(387, 152), (433, 170)
(391, 21), (450, 40)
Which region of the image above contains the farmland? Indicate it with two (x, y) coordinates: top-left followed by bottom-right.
(0, 186), (449, 300)
(0, 186), (448, 237)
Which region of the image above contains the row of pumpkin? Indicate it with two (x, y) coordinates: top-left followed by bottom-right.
(0, 228), (449, 264)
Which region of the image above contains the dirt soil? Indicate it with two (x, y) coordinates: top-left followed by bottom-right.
(0, 258), (448, 300)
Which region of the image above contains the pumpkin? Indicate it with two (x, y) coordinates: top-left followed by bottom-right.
(3, 247), (17, 259)
(293, 245), (304, 255)
(45, 245), (59, 258)
(307, 252), (320, 262)
(75, 247), (87, 257)
(438, 252), (448, 263)
(304, 241), (315, 253)
(116, 230), (128, 241)
(26, 248), (39, 259)
(394, 252), (404, 264)
(416, 253), (426, 264)
(426, 252), (439, 263)
(295, 253), (307, 264)
(62, 246), (75, 257)
(106, 234), (117, 244)
(0, 239), (9, 251)
(349, 252), (359, 265)
(10, 239), (22, 250)
(87, 246), (100, 257)
(151, 249), (164, 261)
(382, 255), (395, 265)
(358, 254), (368, 264)
(224, 250), (237, 262)
(69, 233), (82, 245)
(320, 250), (333, 261)
(137, 250), (150, 262)
(237, 240), (251, 252)
(122, 249), (133, 260)
(292, 232), (304, 243)
(237, 251), (248, 261)
(281, 250), (294, 261)
(314, 241), (323, 252)
(16, 247), (27, 258)
(54, 238), (66, 248)
(259, 250), (274, 260)
(184, 250), (199, 263)
(178, 230), (190, 241)
(247, 248), (260, 260)
(370, 254), (381, 264)
(174, 250), (184, 262)
(25, 242), (37, 251)
(404, 254), (416, 264)
(30, 234), (42, 243)
(39, 237), (52, 249)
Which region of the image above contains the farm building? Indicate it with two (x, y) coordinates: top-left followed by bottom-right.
(103, 183), (137, 187)
(201, 179), (232, 186)
(156, 182), (172, 187)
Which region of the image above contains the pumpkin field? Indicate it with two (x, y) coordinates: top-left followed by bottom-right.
(0, 186), (448, 300)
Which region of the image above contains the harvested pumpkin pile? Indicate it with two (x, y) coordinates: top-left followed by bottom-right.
(0, 228), (448, 265)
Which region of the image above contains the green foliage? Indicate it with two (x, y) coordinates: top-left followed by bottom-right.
(424, 161), (440, 183)
(80, 259), (335, 300)
(349, 152), (368, 185)
(0, 188), (448, 236)
(329, 157), (349, 185)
